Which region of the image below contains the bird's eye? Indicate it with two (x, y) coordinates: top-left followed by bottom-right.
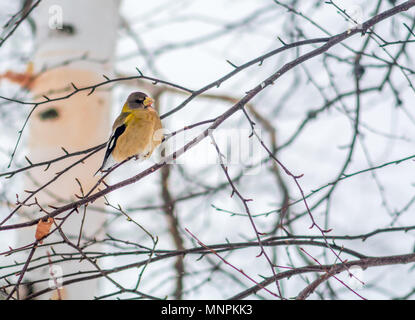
(135, 99), (143, 103)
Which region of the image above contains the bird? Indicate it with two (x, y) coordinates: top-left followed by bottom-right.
(95, 92), (163, 175)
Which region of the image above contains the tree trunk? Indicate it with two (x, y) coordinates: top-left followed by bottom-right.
(17, 0), (120, 299)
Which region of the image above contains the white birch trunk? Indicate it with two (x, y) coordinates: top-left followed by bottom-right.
(17, 0), (120, 299)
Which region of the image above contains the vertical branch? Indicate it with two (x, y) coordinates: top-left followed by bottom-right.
(247, 105), (291, 232)
(155, 93), (185, 299)
(161, 164), (185, 299)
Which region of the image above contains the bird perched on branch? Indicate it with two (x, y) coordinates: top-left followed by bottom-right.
(95, 92), (163, 174)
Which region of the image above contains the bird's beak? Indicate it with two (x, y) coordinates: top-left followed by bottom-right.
(143, 97), (154, 107)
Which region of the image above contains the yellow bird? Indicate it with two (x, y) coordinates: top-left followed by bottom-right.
(96, 92), (163, 174)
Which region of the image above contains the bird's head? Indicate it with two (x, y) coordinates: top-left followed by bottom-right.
(126, 92), (154, 109)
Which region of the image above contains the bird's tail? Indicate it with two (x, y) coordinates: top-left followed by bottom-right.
(93, 165), (103, 176)
(93, 168), (101, 176)
(94, 150), (109, 176)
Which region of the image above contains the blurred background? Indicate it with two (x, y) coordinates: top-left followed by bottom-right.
(0, 0), (415, 300)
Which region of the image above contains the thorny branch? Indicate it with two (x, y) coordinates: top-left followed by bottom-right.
(1, 1), (415, 300)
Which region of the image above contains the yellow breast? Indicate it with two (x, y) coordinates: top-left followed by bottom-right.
(112, 108), (162, 162)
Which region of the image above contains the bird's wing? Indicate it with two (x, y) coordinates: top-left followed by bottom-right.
(112, 112), (130, 131)
(95, 113), (130, 175)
